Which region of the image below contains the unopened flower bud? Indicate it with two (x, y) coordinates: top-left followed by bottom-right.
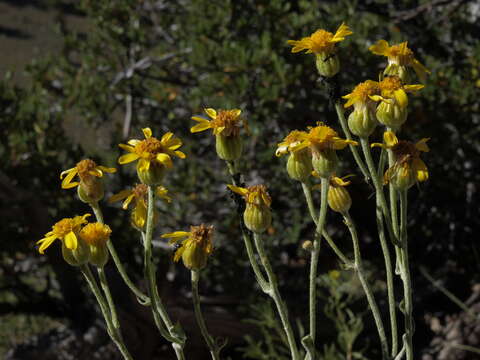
(315, 53), (340, 78)
(80, 223), (112, 268)
(328, 185), (352, 213)
(286, 150), (313, 182)
(215, 134), (243, 161)
(390, 166), (416, 191)
(312, 149), (338, 178)
(137, 161), (167, 186)
(348, 107), (378, 138)
(244, 203), (272, 234)
(77, 178), (104, 203)
(376, 101), (407, 131)
(62, 238), (90, 266)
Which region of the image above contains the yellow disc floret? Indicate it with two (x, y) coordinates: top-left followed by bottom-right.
(287, 23), (352, 55)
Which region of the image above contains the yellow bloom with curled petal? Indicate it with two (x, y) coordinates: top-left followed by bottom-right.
(312, 173), (353, 213)
(191, 108), (246, 136)
(276, 130), (313, 182)
(36, 214), (90, 254)
(61, 159), (116, 203)
(118, 128), (186, 185)
(161, 224), (214, 270)
(372, 131), (429, 189)
(80, 222), (112, 267)
(276, 130), (309, 157)
(61, 159), (116, 189)
(227, 184), (272, 233)
(288, 23), (352, 77)
(369, 40), (430, 82)
(343, 80), (380, 109)
(287, 23), (352, 55)
(109, 184), (171, 230)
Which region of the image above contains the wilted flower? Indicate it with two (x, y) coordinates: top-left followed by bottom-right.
(162, 224), (214, 270)
(80, 222), (112, 267)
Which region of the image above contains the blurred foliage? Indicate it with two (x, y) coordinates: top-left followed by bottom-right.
(1, 0), (479, 358)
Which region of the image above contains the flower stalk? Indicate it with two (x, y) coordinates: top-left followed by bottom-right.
(191, 270), (222, 360)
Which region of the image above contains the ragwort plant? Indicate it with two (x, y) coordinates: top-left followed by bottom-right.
(36, 22), (429, 360)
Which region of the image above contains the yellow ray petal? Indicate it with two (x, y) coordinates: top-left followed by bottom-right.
(205, 108), (217, 119)
(118, 153), (140, 164)
(227, 184), (249, 196)
(394, 89), (408, 108)
(97, 166), (116, 173)
(61, 168), (79, 189)
(109, 189), (133, 203)
(64, 231), (78, 250)
(60, 167), (76, 179)
(122, 193), (136, 209)
(415, 138), (430, 152)
(37, 235), (58, 254)
(413, 158), (429, 182)
(156, 153), (173, 168)
(191, 121), (212, 133)
(161, 132), (174, 142)
(118, 144), (135, 152)
(369, 39), (389, 56)
(142, 128), (152, 138)
(161, 231), (190, 239)
(331, 22), (353, 43)
(383, 131), (398, 147)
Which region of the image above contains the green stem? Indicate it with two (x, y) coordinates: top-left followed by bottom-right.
(89, 202), (150, 305)
(399, 190), (413, 360)
(253, 233), (300, 360)
(98, 267), (120, 329)
(81, 264), (133, 360)
(301, 182), (352, 266)
(344, 213), (389, 360)
(144, 186), (186, 360)
(334, 101), (370, 183)
(450, 343), (480, 355)
(305, 178), (329, 359)
(376, 195), (398, 358)
(191, 270), (221, 360)
(359, 138), (399, 247)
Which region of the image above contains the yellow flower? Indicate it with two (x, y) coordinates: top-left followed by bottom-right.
(191, 108), (246, 136)
(370, 76), (423, 108)
(36, 214), (90, 254)
(227, 184), (272, 233)
(292, 123), (357, 153)
(343, 80), (380, 109)
(275, 130), (309, 157)
(343, 80), (381, 137)
(161, 224), (214, 270)
(60, 159), (116, 202)
(227, 184), (272, 207)
(372, 131), (429, 189)
(369, 40), (430, 82)
(118, 128), (185, 184)
(109, 184), (171, 230)
(287, 23), (352, 55)
(80, 222), (112, 267)
(276, 130), (313, 182)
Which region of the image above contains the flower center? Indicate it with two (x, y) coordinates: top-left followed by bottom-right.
(80, 223), (111, 246)
(388, 44), (414, 65)
(136, 137), (164, 156)
(246, 185), (271, 206)
(190, 224), (214, 246)
(212, 110), (241, 136)
(351, 81), (380, 103)
(53, 218), (74, 237)
(76, 159), (97, 180)
(308, 125), (338, 149)
(310, 29), (334, 53)
(379, 76), (402, 92)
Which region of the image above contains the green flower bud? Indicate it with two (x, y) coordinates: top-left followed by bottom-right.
(328, 186), (352, 214)
(62, 238), (90, 266)
(390, 166), (416, 191)
(347, 107), (378, 138)
(376, 101), (407, 131)
(89, 244), (109, 268)
(244, 203), (272, 234)
(77, 178), (104, 204)
(215, 134), (243, 161)
(136, 161), (167, 186)
(315, 53), (340, 78)
(312, 149), (338, 178)
(286, 150), (313, 182)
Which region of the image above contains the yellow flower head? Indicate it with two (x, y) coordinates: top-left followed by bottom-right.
(369, 76), (424, 108)
(369, 40), (430, 81)
(36, 214), (90, 254)
(287, 23), (352, 55)
(276, 130), (309, 157)
(161, 224), (214, 270)
(227, 184), (272, 208)
(109, 184), (171, 229)
(343, 80), (380, 109)
(80, 222), (112, 247)
(191, 108), (246, 136)
(60, 159), (116, 189)
(313, 174), (353, 213)
(292, 123), (358, 155)
(118, 128), (186, 171)
(372, 131), (430, 186)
